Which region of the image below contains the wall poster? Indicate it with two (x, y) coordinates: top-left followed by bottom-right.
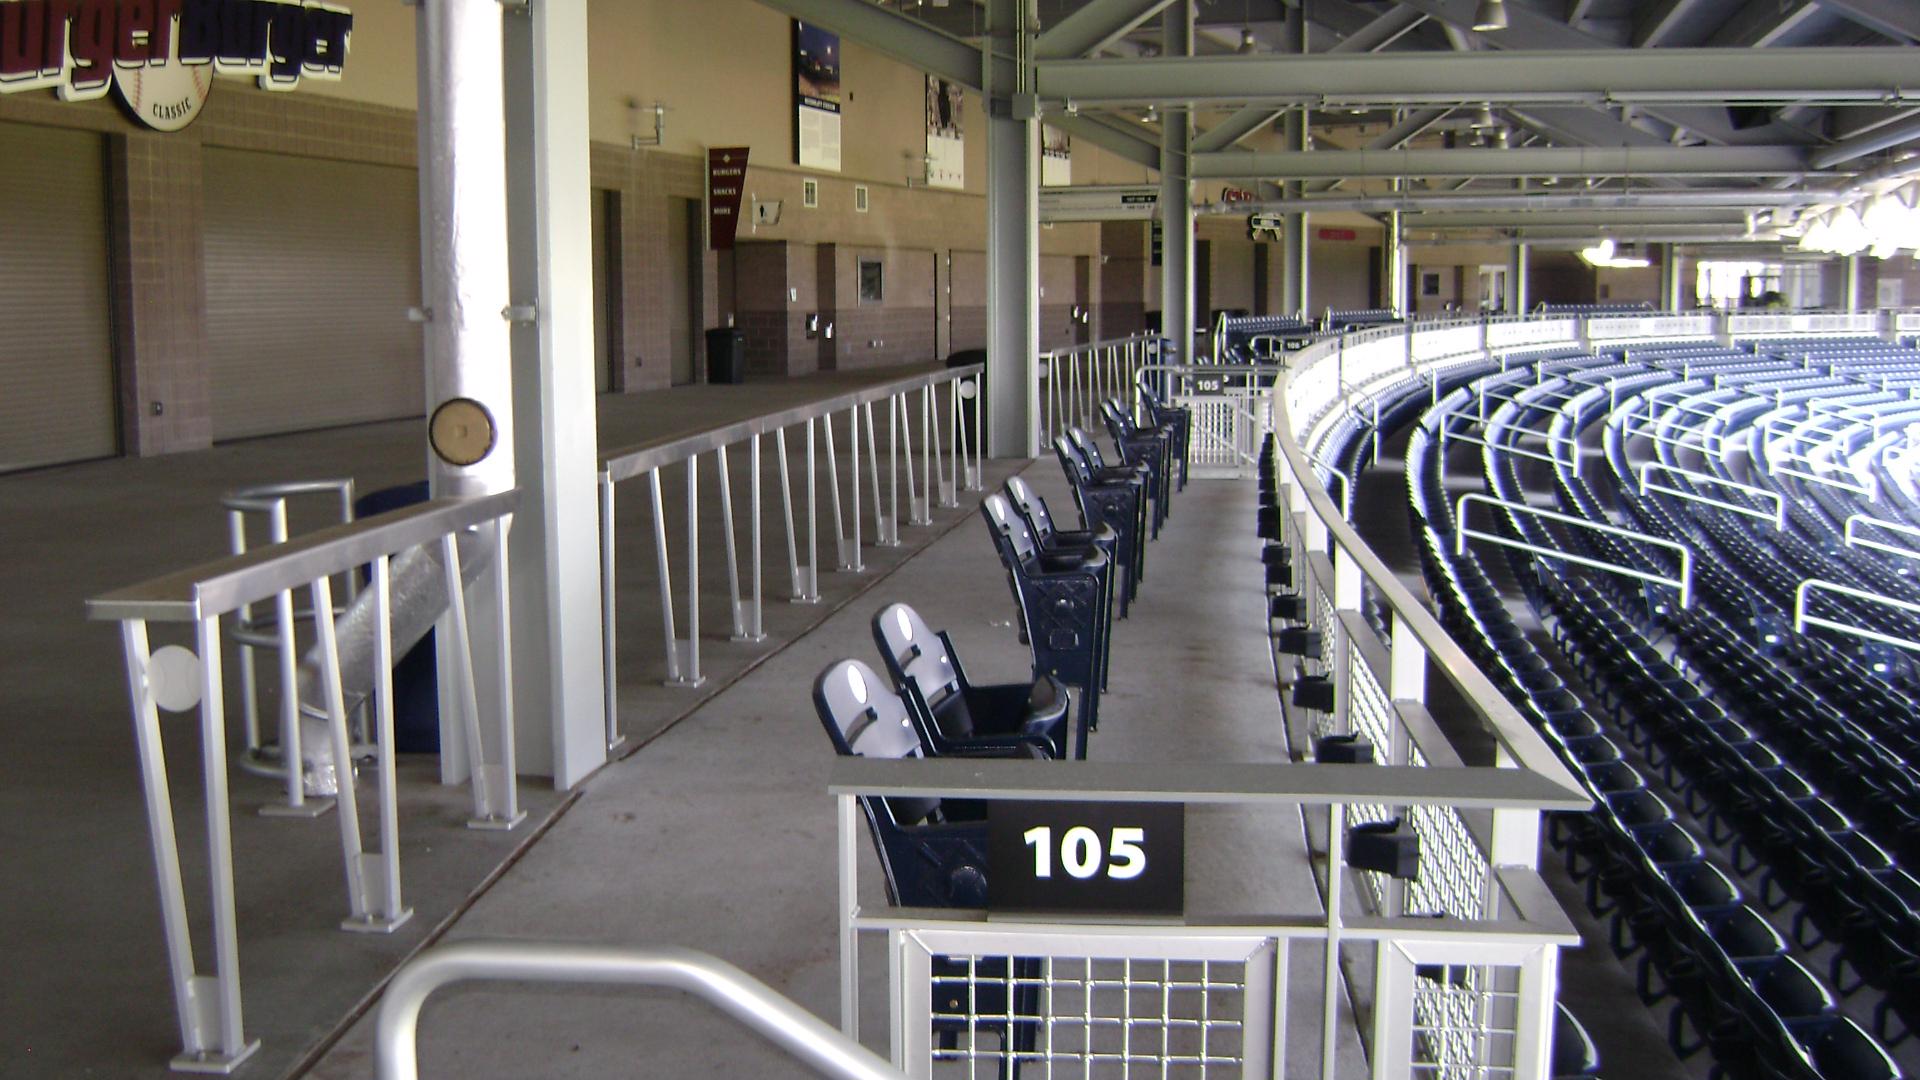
(1041, 124), (1072, 187)
(925, 75), (963, 190)
(792, 20), (841, 172)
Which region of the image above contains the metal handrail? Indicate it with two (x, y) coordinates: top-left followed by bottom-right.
(1794, 578), (1920, 654)
(601, 363), (980, 482)
(87, 491), (519, 623)
(1844, 513), (1920, 561)
(1456, 492), (1696, 609)
(1639, 461), (1786, 530)
(374, 941), (902, 1080)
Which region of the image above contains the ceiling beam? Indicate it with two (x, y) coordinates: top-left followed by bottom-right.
(752, 0), (995, 91)
(1303, 107), (1450, 192)
(1047, 113), (1164, 170)
(1810, 112), (1920, 168)
(1035, 0), (1180, 60)
(1633, 0), (1710, 47)
(1330, 5), (1427, 52)
(1810, 0), (1920, 42)
(1191, 145), (1813, 180)
(1192, 106), (1282, 153)
(1709, 0), (1822, 47)
(1036, 49), (1920, 106)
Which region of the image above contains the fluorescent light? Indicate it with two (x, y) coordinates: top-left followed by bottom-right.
(1472, 0), (1508, 31)
(1238, 28), (1257, 54)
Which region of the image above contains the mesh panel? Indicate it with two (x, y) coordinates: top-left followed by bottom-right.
(1309, 590), (1340, 745)
(1405, 749), (1490, 920)
(929, 955), (1250, 1078)
(1345, 657), (1396, 910)
(1410, 964), (1521, 1080)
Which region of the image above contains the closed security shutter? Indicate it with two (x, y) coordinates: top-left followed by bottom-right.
(204, 148), (423, 440)
(0, 122), (116, 473)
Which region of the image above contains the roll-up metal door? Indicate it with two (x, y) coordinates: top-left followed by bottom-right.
(0, 122), (116, 473)
(204, 148), (423, 440)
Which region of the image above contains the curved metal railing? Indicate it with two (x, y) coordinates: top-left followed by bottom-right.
(374, 941), (903, 1080)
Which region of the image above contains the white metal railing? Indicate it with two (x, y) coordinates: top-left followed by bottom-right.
(1794, 578), (1920, 653)
(1844, 513), (1920, 561)
(831, 760), (1583, 1080)
(374, 941), (902, 1080)
(221, 478), (360, 814)
(1040, 334), (1164, 444)
(600, 365), (982, 745)
(1638, 461), (1785, 530)
(86, 491), (524, 1072)
(1139, 363), (1277, 479)
(1455, 493), (1696, 609)
(1727, 311), (1883, 337)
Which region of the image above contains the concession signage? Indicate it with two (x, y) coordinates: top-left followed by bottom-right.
(707, 146), (749, 250)
(0, 0), (353, 131)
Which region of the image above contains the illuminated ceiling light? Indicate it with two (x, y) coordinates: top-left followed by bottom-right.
(1238, 28), (1258, 54)
(1470, 104), (1497, 129)
(1580, 237), (1652, 268)
(1472, 0), (1509, 32)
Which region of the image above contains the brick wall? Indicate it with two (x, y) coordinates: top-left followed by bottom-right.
(109, 135), (212, 455)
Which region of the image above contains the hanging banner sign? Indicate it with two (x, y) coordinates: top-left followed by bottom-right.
(0, 0), (353, 132)
(792, 20), (840, 172)
(1041, 123), (1072, 187)
(1038, 185), (1157, 223)
(1318, 228), (1359, 241)
(707, 146), (749, 251)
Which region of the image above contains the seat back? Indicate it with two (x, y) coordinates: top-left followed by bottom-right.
(812, 658), (939, 826)
(1005, 476), (1061, 545)
(1055, 435), (1095, 487)
(983, 492), (1041, 564)
(1069, 427), (1111, 470)
(872, 603), (962, 706)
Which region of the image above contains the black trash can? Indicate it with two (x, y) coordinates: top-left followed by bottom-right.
(706, 326), (747, 384)
(354, 481), (440, 754)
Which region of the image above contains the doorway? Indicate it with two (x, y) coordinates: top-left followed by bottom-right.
(666, 197), (701, 385)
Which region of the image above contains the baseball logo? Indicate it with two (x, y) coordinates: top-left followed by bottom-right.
(113, 46), (213, 133)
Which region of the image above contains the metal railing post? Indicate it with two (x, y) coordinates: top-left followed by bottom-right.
(599, 474), (622, 751)
(678, 457), (705, 687)
(648, 469), (682, 682)
(715, 448), (748, 641)
(824, 413), (851, 571)
(748, 434), (766, 640)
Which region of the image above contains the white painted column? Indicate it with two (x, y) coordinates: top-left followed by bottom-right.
(503, 0), (607, 787)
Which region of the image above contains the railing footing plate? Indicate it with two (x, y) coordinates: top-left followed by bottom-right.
(466, 811), (527, 832)
(259, 798), (334, 819)
(169, 1043), (260, 1075)
(664, 676), (708, 689)
(341, 909), (414, 935)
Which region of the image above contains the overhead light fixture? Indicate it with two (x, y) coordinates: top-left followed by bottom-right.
(1238, 28), (1258, 54)
(1472, 0), (1508, 31)
(1470, 104), (1497, 130)
(1580, 237), (1651, 268)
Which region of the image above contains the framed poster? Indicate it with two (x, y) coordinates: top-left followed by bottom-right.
(793, 21), (842, 172)
(926, 76), (964, 190)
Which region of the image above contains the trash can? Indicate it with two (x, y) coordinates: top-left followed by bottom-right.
(706, 327), (747, 384)
(947, 348), (985, 450)
(354, 481), (439, 753)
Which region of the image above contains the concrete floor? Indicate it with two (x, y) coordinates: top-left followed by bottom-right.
(4, 372), (1365, 1079)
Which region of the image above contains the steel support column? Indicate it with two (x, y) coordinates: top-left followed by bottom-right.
(417, 0), (515, 784)
(1159, 1), (1193, 363)
(985, 0), (1040, 457)
(502, 0), (606, 786)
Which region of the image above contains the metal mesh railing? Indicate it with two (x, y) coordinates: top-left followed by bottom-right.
(1410, 964), (1521, 1080)
(929, 956), (1251, 1078)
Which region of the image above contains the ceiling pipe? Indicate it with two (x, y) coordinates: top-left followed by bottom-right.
(1199, 188), (1814, 215)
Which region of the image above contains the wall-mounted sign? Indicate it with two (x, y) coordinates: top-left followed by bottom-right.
(1038, 184), (1156, 223)
(1041, 123), (1071, 187)
(0, 0), (353, 131)
(988, 800), (1184, 915)
(1318, 228), (1359, 241)
(1220, 187), (1256, 204)
(707, 146), (748, 250)
(792, 20), (840, 172)
(1151, 219), (1163, 267)
(925, 75), (963, 190)
(1250, 213), (1284, 242)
